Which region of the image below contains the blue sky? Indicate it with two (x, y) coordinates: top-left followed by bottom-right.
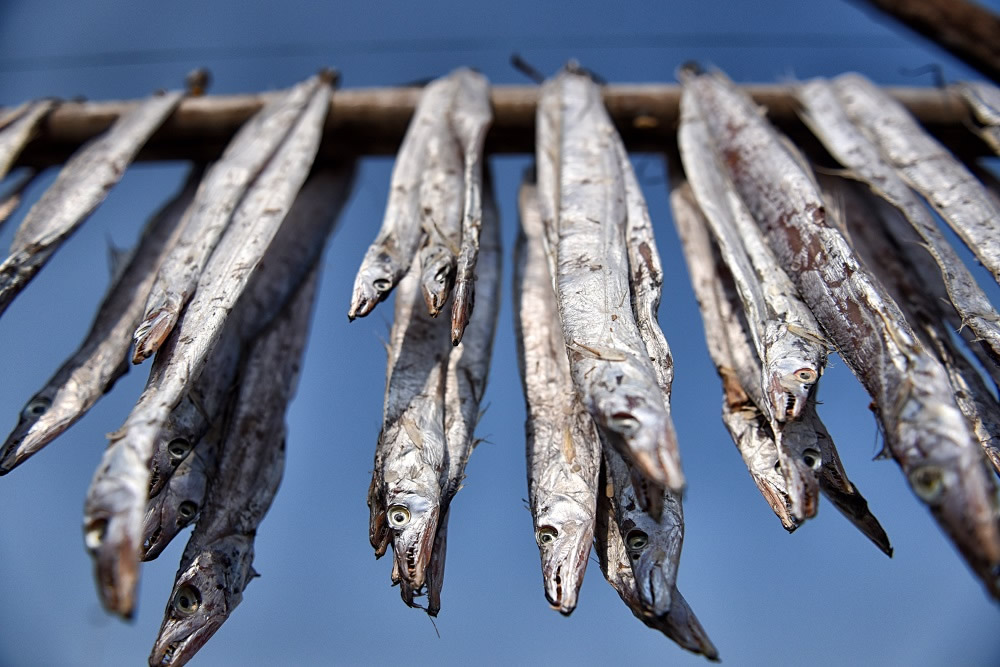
(0, 1), (999, 665)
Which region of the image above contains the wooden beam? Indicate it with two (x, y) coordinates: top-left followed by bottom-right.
(857, 0), (1000, 83)
(5, 83), (988, 167)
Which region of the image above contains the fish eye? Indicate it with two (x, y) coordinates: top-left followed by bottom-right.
(167, 438), (192, 463)
(173, 585), (201, 616)
(801, 448), (822, 470)
(794, 368), (818, 383)
(22, 397), (51, 419)
(609, 412), (640, 437)
(177, 500), (198, 523)
(909, 466), (946, 504)
(536, 525), (558, 546)
(625, 529), (648, 551)
(373, 278), (392, 292)
(387, 505), (411, 528)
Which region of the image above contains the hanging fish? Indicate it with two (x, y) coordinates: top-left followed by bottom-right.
(0, 99), (54, 181)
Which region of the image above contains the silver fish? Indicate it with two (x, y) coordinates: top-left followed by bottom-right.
(83, 165), (354, 618)
(536, 65), (681, 492)
(0, 99), (54, 181)
(133, 73), (329, 361)
(0, 90), (182, 317)
(149, 265), (318, 667)
(685, 64), (1000, 598)
(141, 417), (223, 561)
(450, 68), (493, 344)
(0, 166), (199, 474)
(348, 76), (458, 320)
(594, 473), (718, 662)
(0, 168), (36, 232)
(955, 81), (1000, 155)
(798, 77), (1000, 377)
(368, 258), (449, 600)
(831, 73), (1000, 286)
(516, 181), (599, 615)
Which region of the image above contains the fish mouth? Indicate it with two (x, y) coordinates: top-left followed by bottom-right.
(540, 525), (594, 616)
(0, 410), (73, 473)
(777, 453), (820, 522)
(84, 511), (141, 619)
(632, 549), (676, 616)
(132, 307), (176, 363)
(391, 506), (440, 598)
(751, 473), (800, 532)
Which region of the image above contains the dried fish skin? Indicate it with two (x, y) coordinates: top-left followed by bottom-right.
(0, 166), (199, 474)
(417, 108), (464, 316)
(955, 81), (1000, 154)
(684, 65), (1000, 596)
(83, 166), (354, 618)
(369, 258), (449, 599)
(0, 90), (182, 318)
(594, 477), (718, 661)
(537, 67), (681, 492)
(348, 77), (458, 320)
(798, 78), (1000, 374)
(134, 74), (327, 361)
(516, 182), (599, 615)
(149, 265), (317, 667)
(0, 99), (54, 181)
(831, 73), (1000, 286)
(450, 68), (493, 344)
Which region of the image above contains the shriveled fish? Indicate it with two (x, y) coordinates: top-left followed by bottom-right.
(83, 165), (354, 618)
(0, 90), (182, 317)
(956, 81), (1000, 155)
(133, 73), (330, 361)
(827, 175), (1000, 479)
(798, 78), (1000, 376)
(450, 68), (493, 344)
(416, 171), (501, 613)
(515, 181), (600, 615)
(367, 259), (450, 601)
(416, 98), (464, 316)
(685, 64), (1000, 597)
(0, 169), (37, 231)
(141, 417), (223, 561)
(830, 73), (1000, 285)
(0, 166), (199, 474)
(594, 472), (718, 661)
(0, 99), (54, 181)
(149, 266), (317, 667)
(348, 76), (460, 320)
(536, 65), (681, 492)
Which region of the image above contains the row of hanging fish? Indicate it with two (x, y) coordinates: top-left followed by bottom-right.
(4, 61), (1000, 665)
(0, 69), (357, 666)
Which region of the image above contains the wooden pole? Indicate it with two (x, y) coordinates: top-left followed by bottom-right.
(5, 83), (987, 166)
(856, 0), (1000, 84)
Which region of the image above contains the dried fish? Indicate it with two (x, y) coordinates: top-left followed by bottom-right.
(594, 473), (718, 662)
(827, 175), (1000, 480)
(515, 182), (600, 615)
(0, 99), (54, 181)
(450, 68), (493, 344)
(133, 73), (329, 361)
(0, 169), (36, 231)
(416, 101), (464, 316)
(956, 81), (1000, 154)
(141, 418), (222, 561)
(798, 78), (1000, 375)
(367, 259), (450, 601)
(83, 165), (354, 618)
(149, 265), (317, 667)
(831, 73), (1000, 285)
(684, 65), (1000, 597)
(0, 166), (199, 474)
(0, 90), (181, 317)
(348, 76), (459, 320)
(536, 65), (681, 491)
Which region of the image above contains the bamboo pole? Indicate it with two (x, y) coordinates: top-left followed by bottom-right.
(856, 0), (1000, 84)
(4, 84), (988, 166)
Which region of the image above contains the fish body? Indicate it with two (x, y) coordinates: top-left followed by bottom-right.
(0, 99), (54, 180)
(0, 90), (182, 317)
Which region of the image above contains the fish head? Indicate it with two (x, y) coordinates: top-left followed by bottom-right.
(0, 384), (77, 472)
(148, 535), (255, 666)
(766, 356), (820, 422)
(774, 420), (822, 521)
(534, 495), (596, 615)
(141, 460), (206, 561)
(367, 471), (390, 558)
(147, 432), (197, 499)
(384, 484), (440, 595)
(619, 497), (682, 617)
